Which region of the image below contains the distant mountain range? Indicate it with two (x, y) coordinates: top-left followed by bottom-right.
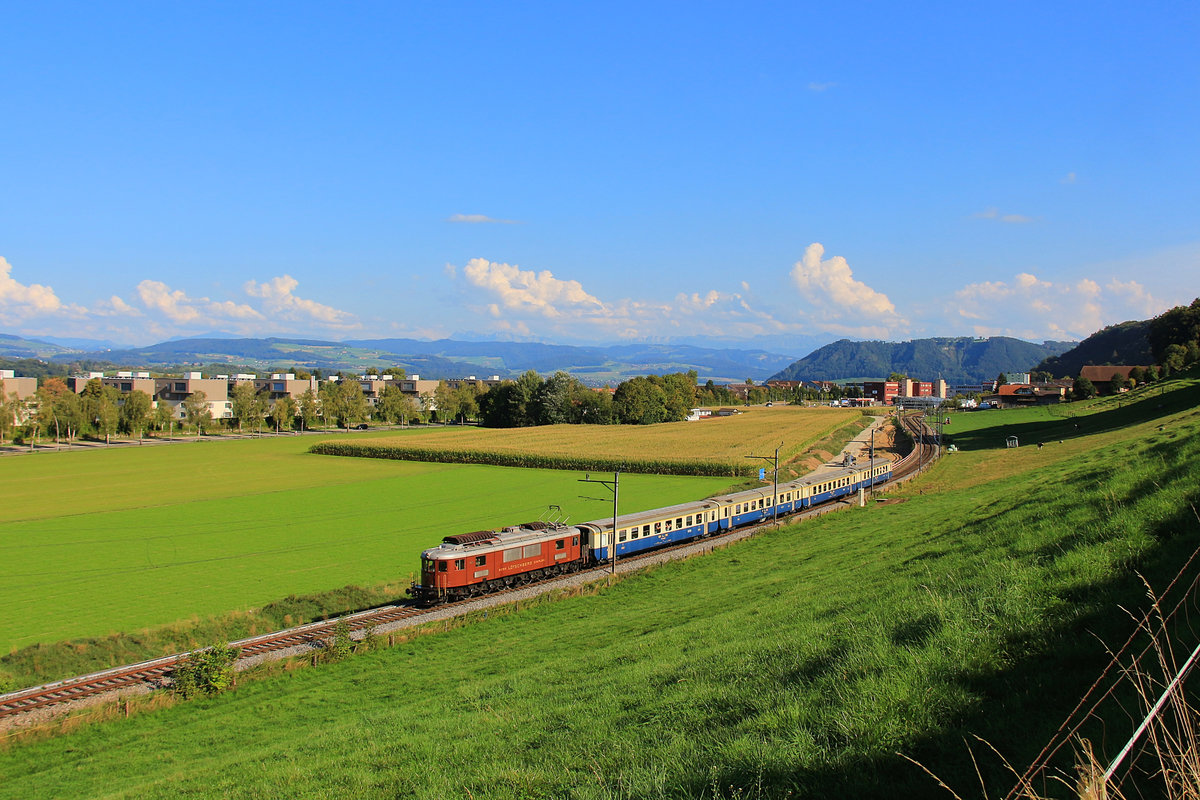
(0, 333), (79, 360)
(0, 334), (798, 384)
(1032, 320), (1154, 378)
(769, 337), (1076, 385)
(8, 330), (1124, 386)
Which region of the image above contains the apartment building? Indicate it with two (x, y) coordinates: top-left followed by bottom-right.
(155, 372), (232, 420)
(0, 369), (37, 403)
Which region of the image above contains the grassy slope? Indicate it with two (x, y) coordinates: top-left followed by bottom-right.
(3, 379), (1199, 798)
(0, 434), (735, 653)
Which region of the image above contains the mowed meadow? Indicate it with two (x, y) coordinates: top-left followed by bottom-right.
(0, 433), (738, 661)
(314, 405), (864, 477)
(2, 378), (1198, 798)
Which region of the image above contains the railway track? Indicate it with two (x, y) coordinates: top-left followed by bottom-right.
(1, 416), (941, 726)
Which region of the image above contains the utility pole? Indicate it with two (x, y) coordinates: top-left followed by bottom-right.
(745, 441), (782, 524)
(869, 424), (876, 498)
(580, 471), (619, 575)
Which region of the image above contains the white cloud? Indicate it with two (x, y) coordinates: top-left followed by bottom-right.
(92, 295), (141, 317)
(136, 279), (269, 330)
(807, 82), (837, 92)
(132, 275), (358, 335)
(788, 243), (907, 337)
(1062, 172), (1077, 184)
(951, 272), (1171, 340)
(1106, 278), (1165, 318)
(449, 257), (814, 342)
(138, 281), (212, 323)
(243, 275), (358, 329)
(0, 256), (65, 320)
(460, 258), (604, 318)
(446, 213), (520, 224)
(973, 207), (1034, 224)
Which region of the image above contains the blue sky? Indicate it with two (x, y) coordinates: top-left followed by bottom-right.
(2, 2), (1197, 353)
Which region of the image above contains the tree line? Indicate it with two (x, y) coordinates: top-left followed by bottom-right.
(0, 368), (796, 445)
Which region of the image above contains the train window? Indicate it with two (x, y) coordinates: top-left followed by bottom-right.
(642, 525), (650, 536)
(665, 519), (673, 532)
(572, 536), (579, 546)
(619, 530), (627, 542)
(437, 562), (448, 572)
(686, 515), (693, 526)
(655, 522), (662, 534)
(724, 507), (730, 517)
(474, 555), (486, 567)
(735, 504), (741, 514)
(631, 528), (639, 539)
(454, 559), (465, 571)
(676, 517), (683, 528)
(503, 547), (522, 562)
(555, 539), (565, 550)
(523, 544), (541, 558)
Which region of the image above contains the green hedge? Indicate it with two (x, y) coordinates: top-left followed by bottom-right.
(309, 442), (755, 478)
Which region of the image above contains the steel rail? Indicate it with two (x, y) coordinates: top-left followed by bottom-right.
(3, 415), (940, 723)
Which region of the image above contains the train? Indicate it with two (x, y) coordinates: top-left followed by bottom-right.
(411, 456), (893, 605)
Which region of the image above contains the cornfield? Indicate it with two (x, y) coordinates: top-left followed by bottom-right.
(310, 406), (865, 476)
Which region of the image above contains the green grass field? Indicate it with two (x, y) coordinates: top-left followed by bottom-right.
(0, 434), (736, 656)
(2, 376), (1198, 798)
(4, 376), (1195, 800)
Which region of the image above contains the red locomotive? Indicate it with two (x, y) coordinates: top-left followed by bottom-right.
(412, 521), (588, 604)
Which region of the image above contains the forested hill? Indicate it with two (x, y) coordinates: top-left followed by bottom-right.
(1033, 320), (1154, 378)
(1034, 300), (1200, 378)
(770, 336), (1074, 384)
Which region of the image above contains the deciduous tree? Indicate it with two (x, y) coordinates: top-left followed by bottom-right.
(270, 395), (297, 432)
(36, 378), (83, 444)
(153, 400), (175, 434)
(433, 381), (457, 423)
(317, 381), (340, 429)
(613, 376), (667, 425)
(231, 382), (263, 433)
(298, 388), (320, 431)
(376, 384), (418, 425)
(338, 380), (370, 428)
(182, 391), (211, 437)
(453, 383), (480, 424)
(120, 390), (153, 438)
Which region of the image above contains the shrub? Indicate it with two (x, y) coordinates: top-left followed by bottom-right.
(325, 619), (353, 663)
(173, 643), (239, 699)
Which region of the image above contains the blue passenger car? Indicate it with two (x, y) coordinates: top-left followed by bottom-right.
(588, 499), (718, 562)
